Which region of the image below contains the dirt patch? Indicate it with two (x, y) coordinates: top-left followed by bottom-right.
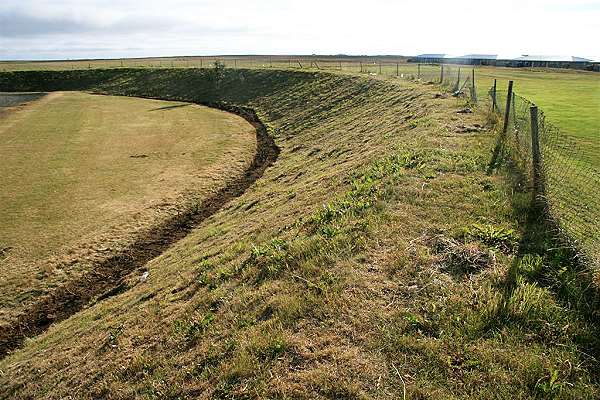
(0, 99), (279, 358)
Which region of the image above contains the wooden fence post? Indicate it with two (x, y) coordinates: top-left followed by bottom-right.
(491, 79), (497, 111)
(396, 62), (399, 77)
(440, 64), (444, 84)
(360, 61), (363, 73)
(471, 68), (477, 103)
(454, 67), (461, 92)
(502, 81), (514, 134)
(379, 61), (382, 75)
(530, 106), (544, 204)
(269, 56), (273, 68)
(417, 63), (421, 80)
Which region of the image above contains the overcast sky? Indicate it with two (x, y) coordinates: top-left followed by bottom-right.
(1, 0), (599, 61)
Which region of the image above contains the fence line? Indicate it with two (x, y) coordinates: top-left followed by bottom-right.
(0, 57), (478, 101)
(489, 82), (600, 268)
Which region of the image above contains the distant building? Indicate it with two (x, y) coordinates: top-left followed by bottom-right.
(505, 55), (594, 68)
(411, 54), (598, 70)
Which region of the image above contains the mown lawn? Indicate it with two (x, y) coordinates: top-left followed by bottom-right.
(0, 91), (256, 322)
(473, 66), (600, 141)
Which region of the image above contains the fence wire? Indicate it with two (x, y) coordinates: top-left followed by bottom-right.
(490, 87), (600, 268)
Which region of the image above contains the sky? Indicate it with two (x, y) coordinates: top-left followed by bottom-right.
(1, 0), (599, 61)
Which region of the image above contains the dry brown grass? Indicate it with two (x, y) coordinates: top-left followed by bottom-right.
(0, 68), (598, 399)
(0, 91), (256, 324)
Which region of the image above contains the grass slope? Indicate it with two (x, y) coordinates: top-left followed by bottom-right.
(0, 69), (599, 399)
(0, 91), (256, 324)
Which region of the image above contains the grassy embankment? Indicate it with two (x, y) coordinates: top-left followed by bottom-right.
(3, 59), (597, 142)
(0, 68), (599, 399)
(0, 91), (256, 324)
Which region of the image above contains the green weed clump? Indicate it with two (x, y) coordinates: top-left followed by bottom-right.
(465, 223), (517, 251)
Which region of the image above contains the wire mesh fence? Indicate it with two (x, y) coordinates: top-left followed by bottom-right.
(489, 85), (600, 268)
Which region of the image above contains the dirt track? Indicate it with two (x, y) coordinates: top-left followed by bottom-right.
(0, 98), (279, 358)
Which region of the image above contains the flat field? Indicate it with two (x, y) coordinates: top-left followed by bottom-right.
(473, 66), (600, 140)
(0, 91), (256, 322)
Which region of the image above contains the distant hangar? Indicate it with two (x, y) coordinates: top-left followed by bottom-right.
(412, 54), (598, 70)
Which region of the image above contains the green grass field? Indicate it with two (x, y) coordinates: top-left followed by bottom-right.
(0, 91), (256, 323)
(0, 68), (599, 399)
(474, 66), (600, 140)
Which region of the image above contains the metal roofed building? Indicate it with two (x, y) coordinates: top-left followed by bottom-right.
(504, 55), (594, 68)
(454, 54), (498, 65)
(413, 54), (448, 64)
(411, 53), (598, 70)
(413, 54), (506, 65)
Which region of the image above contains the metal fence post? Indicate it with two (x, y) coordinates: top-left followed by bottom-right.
(379, 61), (382, 75)
(396, 62), (399, 77)
(530, 106), (544, 205)
(417, 63), (421, 80)
(502, 81), (514, 134)
(440, 64), (444, 84)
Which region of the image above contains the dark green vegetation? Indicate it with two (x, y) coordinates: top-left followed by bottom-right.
(0, 68), (599, 399)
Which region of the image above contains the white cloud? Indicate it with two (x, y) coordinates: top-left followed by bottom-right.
(0, 0), (598, 60)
